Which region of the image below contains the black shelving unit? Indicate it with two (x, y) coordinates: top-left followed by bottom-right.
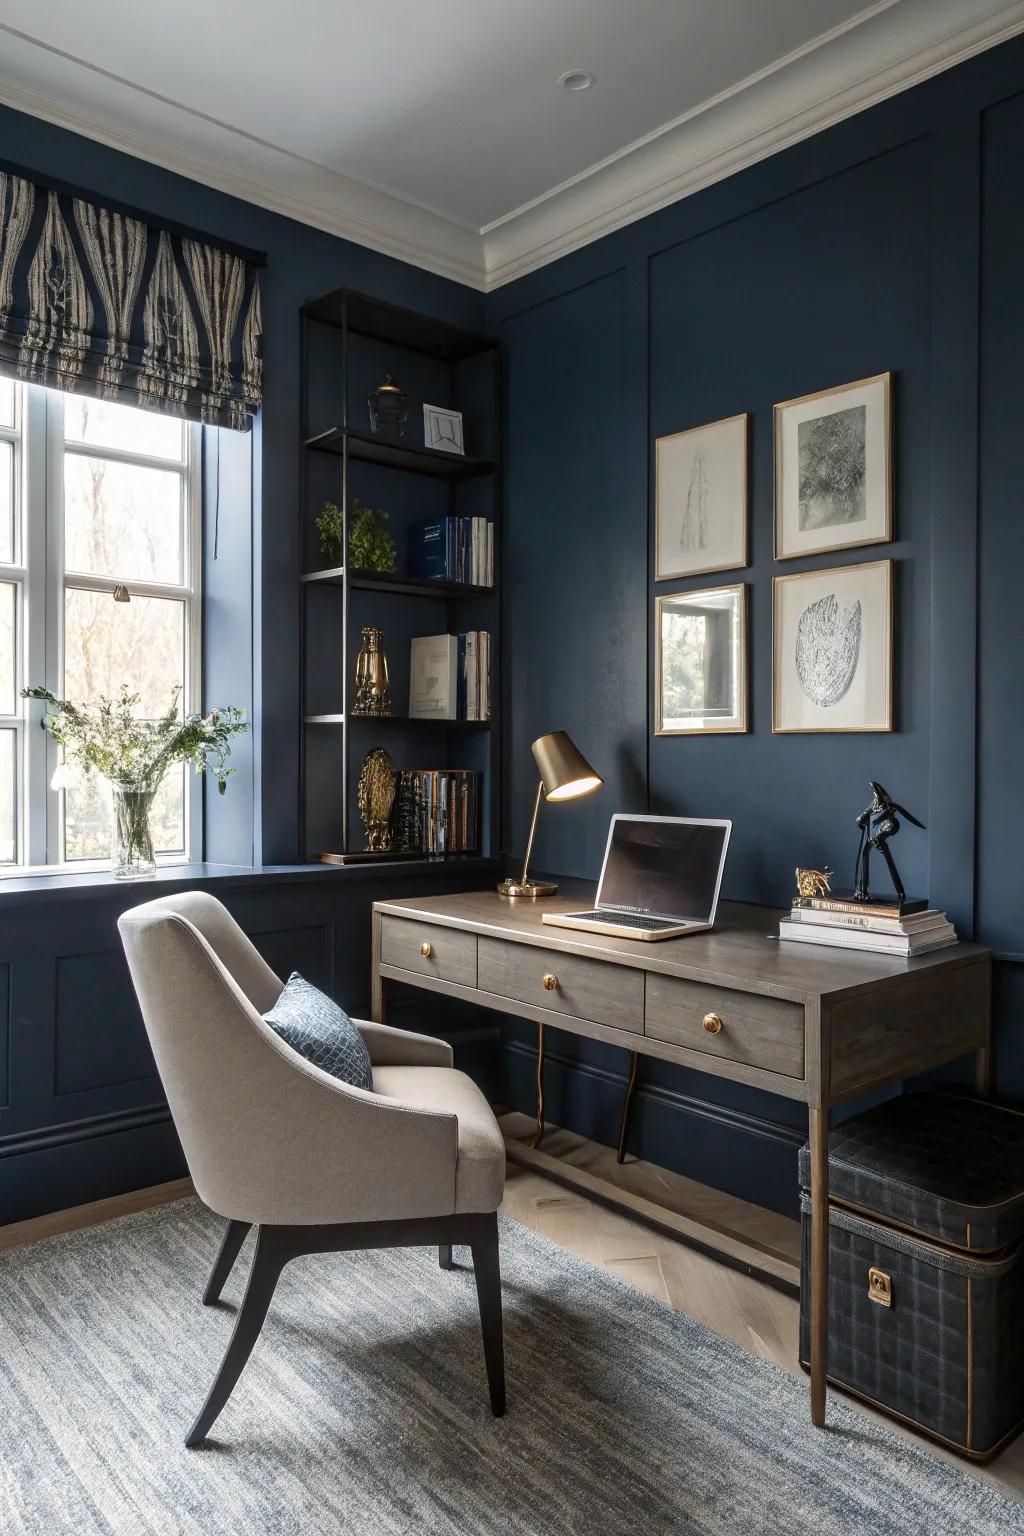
(298, 287), (501, 864)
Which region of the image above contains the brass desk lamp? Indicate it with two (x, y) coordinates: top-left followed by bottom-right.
(498, 731), (603, 899)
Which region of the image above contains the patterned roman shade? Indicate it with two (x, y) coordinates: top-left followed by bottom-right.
(0, 169), (262, 430)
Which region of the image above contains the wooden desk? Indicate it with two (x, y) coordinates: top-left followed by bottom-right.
(370, 891), (992, 1425)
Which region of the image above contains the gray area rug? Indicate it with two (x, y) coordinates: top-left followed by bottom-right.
(1, 1199), (1020, 1535)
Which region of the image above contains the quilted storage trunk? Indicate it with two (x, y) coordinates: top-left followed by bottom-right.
(798, 1091), (1024, 1459)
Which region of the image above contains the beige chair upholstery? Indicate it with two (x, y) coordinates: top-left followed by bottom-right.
(118, 890), (508, 1446)
(118, 891), (505, 1226)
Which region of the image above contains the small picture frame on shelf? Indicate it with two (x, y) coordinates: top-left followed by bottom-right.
(655, 583), (748, 735)
(773, 558), (893, 733)
(774, 372), (892, 559)
(655, 414), (748, 580)
(423, 403), (464, 456)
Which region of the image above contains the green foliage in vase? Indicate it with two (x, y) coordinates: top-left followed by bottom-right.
(315, 501), (344, 565)
(348, 497), (396, 573)
(23, 685), (248, 795)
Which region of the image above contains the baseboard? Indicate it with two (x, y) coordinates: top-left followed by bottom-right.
(0, 1106), (187, 1226)
(502, 1037), (805, 1218)
(0, 1176), (195, 1251)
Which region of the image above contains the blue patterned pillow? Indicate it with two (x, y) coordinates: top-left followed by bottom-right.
(263, 973), (373, 1091)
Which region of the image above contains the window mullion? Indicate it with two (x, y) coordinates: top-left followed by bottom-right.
(22, 386), (49, 866)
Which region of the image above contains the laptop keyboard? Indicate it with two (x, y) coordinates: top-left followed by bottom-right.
(567, 910), (683, 931)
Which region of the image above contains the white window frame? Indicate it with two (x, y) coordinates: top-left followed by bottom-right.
(1, 380), (202, 871)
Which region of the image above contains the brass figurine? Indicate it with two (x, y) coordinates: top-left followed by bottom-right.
(853, 780), (925, 905)
(352, 626), (391, 717)
(357, 747), (397, 851)
(795, 867), (833, 899)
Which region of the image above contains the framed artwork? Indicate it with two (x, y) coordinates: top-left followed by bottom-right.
(655, 413), (748, 580)
(423, 403), (464, 456)
(773, 559), (893, 733)
(774, 372), (892, 559)
(655, 583), (748, 735)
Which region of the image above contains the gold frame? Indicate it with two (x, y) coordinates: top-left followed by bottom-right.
(655, 582), (749, 736)
(655, 412), (749, 581)
(773, 372), (893, 561)
(772, 559), (893, 734)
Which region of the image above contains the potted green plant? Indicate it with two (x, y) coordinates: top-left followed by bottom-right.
(24, 684), (248, 880)
(348, 498), (396, 573)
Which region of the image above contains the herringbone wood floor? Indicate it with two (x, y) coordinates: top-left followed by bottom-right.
(501, 1161), (1024, 1505)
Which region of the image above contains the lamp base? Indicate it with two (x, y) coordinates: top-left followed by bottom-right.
(497, 877), (558, 899)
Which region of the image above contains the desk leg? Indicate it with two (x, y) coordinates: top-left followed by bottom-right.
(530, 1022), (546, 1150)
(809, 1105), (829, 1427)
(616, 1051), (638, 1164)
(975, 1037), (994, 1098)
(371, 911), (384, 1025)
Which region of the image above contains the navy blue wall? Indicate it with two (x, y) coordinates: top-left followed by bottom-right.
(0, 100), (486, 865)
(488, 37), (1024, 1212)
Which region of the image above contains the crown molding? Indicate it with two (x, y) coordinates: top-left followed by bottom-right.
(481, 0), (1024, 288)
(1, 0), (1022, 296)
(0, 68), (488, 291)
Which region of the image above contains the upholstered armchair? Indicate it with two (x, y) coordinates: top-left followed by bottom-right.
(118, 891), (506, 1447)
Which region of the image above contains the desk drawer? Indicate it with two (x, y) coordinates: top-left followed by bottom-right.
(380, 917), (477, 988)
(478, 937), (643, 1033)
(645, 975), (804, 1079)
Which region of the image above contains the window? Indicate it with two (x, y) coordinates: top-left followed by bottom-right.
(0, 381), (201, 869)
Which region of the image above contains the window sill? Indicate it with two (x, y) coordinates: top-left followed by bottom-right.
(0, 856), (498, 907)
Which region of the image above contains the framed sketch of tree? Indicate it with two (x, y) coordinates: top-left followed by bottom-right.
(656, 583), (748, 735)
(774, 373), (892, 559)
(655, 414), (748, 580)
(773, 560), (893, 733)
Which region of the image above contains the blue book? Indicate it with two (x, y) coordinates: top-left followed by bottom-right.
(409, 518), (454, 580)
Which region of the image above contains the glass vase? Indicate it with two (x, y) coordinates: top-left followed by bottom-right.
(111, 781), (157, 880)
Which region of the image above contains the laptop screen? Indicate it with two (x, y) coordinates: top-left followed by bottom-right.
(597, 816), (731, 923)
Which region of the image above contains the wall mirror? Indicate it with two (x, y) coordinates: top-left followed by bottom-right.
(655, 583), (748, 735)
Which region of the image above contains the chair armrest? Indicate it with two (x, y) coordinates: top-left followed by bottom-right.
(355, 1018), (454, 1068)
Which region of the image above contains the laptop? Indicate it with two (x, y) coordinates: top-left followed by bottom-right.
(542, 814), (732, 942)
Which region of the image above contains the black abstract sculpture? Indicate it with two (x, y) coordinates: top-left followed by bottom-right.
(853, 780), (925, 905)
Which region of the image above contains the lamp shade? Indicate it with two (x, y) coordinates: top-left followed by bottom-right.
(531, 731), (603, 802)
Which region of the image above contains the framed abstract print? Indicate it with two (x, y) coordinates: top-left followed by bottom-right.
(774, 373), (892, 560)
(656, 583), (748, 735)
(655, 414), (748, 580)
(773, 560), (893, 733)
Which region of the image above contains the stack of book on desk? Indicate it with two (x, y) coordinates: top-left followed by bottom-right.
(779, 896), (958, 957)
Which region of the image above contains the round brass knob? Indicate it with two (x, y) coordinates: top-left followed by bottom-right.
(703, 1012), (723, 1035)
(542, 973), (559, 992)
(420, 941), (432, 958)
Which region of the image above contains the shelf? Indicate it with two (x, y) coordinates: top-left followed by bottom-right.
(349, 715), (492, 729)
(304, 426), (495, 480)
(350, 572), (494, 599)
(305, 714), (491, 728)
(302, 287), (497, 361)
(299, 568), (493, 599)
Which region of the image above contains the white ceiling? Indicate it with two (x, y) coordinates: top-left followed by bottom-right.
(1, 0), (1022, 289)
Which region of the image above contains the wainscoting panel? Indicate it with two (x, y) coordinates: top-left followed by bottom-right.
(55, 951), (159, 1098)
(248, 925), (332, 990)
(0, 963), (8, 1111)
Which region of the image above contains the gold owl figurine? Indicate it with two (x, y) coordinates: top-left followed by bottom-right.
(357, 748), (397, 851)
(795, 866), (832, 899)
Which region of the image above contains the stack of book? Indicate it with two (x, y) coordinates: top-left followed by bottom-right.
(395, 769), (479, 855)
(408, 516), (494, 586)
(779, 896), (958, 957)
(409, 632), (491, 721)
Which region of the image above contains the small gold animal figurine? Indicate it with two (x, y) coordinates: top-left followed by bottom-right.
(795, 866), (832, 899)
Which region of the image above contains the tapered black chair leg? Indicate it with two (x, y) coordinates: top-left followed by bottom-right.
(470, 1215), (505, 1416)
(202, 1219), (252, 1306)
(439, 1243), (454, 1270)
(186, 1227), (284, 1447)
